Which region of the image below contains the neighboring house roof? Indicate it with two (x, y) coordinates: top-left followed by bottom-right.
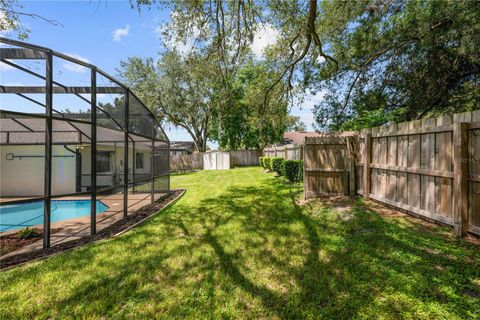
(282, 131), (325, 145)
(170, 141), (195, 152)
(0, 118), (162, 149)
(272, 131), (356, 146)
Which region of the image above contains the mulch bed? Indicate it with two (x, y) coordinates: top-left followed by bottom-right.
(0, 228), (61, 257)
(0, 189), (185, 270)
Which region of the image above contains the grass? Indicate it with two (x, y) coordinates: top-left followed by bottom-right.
(0, 167), (479, 319)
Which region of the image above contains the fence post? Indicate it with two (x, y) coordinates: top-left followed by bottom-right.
(363, 133), (372, 200)
(346, 136), (356, 196)
(453, 122), (468, 236)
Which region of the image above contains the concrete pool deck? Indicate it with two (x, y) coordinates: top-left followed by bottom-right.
(0, 192), (167, 260)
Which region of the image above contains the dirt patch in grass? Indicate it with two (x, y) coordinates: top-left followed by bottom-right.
(301, 195), (480, 246)
(0, 189), (185, 270)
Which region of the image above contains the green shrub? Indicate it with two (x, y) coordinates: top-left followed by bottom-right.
(298, 160), (304, 181)
(17, 227), (39, 240)
(282, 160), (304, 182)
(270, 157), (283, 175)
(263, 157), (271, 170)
(259, 157), (265, 168)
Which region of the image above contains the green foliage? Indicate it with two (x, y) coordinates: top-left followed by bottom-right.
(281, 160), (304, 183)
(285, 116), (307, 132)
(120, 55), (289, 151)
(314, 0), (480, 130)
(209, 63), (290, 150)
(118, 52), (215, 151)
(136, 0), (480, 136)
(16, 227), (39, 240)
(0, 1), (30, 39)
(263, 157), (271, 171)
(259, 157), (265, 168)
(270, 157), (283, 175)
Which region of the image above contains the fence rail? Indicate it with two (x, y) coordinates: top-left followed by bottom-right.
(301, 110), (480, 237)
(263, 144), (303, 160)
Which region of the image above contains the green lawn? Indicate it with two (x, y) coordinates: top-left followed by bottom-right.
(1, 167), (479, 319)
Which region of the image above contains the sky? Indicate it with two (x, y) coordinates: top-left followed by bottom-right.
(0, 0), (322, 148)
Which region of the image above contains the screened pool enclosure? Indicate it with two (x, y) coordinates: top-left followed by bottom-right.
(0, 38), (170, 249)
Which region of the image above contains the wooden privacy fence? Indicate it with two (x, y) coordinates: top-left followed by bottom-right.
(170, 153), (203, 171)
(263, 144), (303, 160)
(230, 150), (261, 166)
(304, 110), (480, 237)
(170, 150), (261, 171)
(304, 135), (357, 198)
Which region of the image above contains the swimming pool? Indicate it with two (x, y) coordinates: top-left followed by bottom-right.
(0, 200), (109, 232)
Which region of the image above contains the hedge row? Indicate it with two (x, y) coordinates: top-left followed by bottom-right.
(259, 156), (303, 182)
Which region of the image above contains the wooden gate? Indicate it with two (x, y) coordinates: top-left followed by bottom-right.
(304, 135), (357, 199)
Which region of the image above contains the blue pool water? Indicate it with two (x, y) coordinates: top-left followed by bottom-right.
(0, 200), (109, 232)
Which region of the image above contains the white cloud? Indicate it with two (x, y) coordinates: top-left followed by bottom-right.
(113, 25), (130, 42)
(62, 53), (91, 73)
(251, 24), (279, 59)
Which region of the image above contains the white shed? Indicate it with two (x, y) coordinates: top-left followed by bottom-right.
(203, 151), (231, 170)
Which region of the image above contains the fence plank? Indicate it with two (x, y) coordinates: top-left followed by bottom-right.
(347, 136), (356, 195)
(470, 128), (480, 230)
(363, 133), (372, 200)
(453, 122), (468, 236)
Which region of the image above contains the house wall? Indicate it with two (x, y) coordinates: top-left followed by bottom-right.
(0, 144), (154, 196)
(0, 145), (76, 197)
(79, 146), (151, 189)
(170, 150), (190, 156)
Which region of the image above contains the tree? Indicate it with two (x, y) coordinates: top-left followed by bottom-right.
(312, 0), (480, 130)
(210, 62), (290, 150)
(0, 0), (61, 39)
(137, 0), (480, 132)
(285, 116), (306, 132)
(135, 0), (338, 106)
(118, 51), (215, 152)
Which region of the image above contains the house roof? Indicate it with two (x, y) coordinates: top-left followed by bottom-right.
(170, 141), (195, 151)
(282, 131), (325, 145)
(0, 118), (167, 149)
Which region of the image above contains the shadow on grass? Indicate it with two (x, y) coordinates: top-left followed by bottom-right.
(1, 174), (479, 319)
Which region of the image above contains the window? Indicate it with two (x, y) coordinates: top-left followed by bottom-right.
(136, 152), (144, 169)
(96, 151), (111, 173)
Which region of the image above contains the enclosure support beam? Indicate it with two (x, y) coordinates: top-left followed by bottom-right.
(453, 122), (468, 237)
(0, 86), (125, 94)
(123, 91), (129, 218)
(151, 121), (155, 203)
(90, 68), (97, 235)
(167, 143), (171, 192)
(363, 133), (372, 200)
(0, 48), (47, 59)
(43, 52), (53, 249)
(132, 141), (136, 193)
